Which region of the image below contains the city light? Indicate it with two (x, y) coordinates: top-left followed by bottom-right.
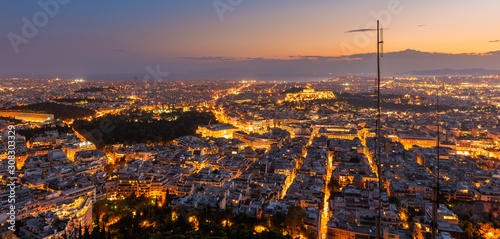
(3, 1), (500, 237)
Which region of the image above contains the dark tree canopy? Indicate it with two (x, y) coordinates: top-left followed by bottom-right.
(73, 111), (217, 148)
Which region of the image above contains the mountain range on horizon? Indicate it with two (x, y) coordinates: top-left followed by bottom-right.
(397, 67), (500, 76)
(3, 49), (500, 80)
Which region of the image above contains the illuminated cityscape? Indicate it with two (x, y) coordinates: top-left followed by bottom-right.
(1, 76), (500, 239)
(1, 1), (500, 239)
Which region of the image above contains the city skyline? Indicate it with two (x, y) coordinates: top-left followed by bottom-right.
(2, 77), (500, 239)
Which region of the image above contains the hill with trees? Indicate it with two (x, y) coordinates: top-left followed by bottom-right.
(73, 111), (216, 148)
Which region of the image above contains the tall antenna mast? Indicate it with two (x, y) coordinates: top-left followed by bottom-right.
(376, 20), (384, 239)
(432, 78), (440, 239)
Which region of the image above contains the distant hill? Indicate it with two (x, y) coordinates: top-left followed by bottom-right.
(53, 98), (109, 104)
(397, 68), (500, 76)
(282, 87), (305, 94)
(74, 87), (116, 93)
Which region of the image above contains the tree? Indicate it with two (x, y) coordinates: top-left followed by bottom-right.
(104, 164), (115, 175)
(389, 196), (399, 205)
(478, 222), (500, 239)
(284, 205), (306, 237)
(78, 223), (82, 239)
(349, 157), (360, 163)
(93, 200), (108, 222)
(328, 178), (341, 192)
(83, 227), (91, 239)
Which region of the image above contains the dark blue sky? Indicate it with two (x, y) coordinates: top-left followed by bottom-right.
(1, 0), (499, 79)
